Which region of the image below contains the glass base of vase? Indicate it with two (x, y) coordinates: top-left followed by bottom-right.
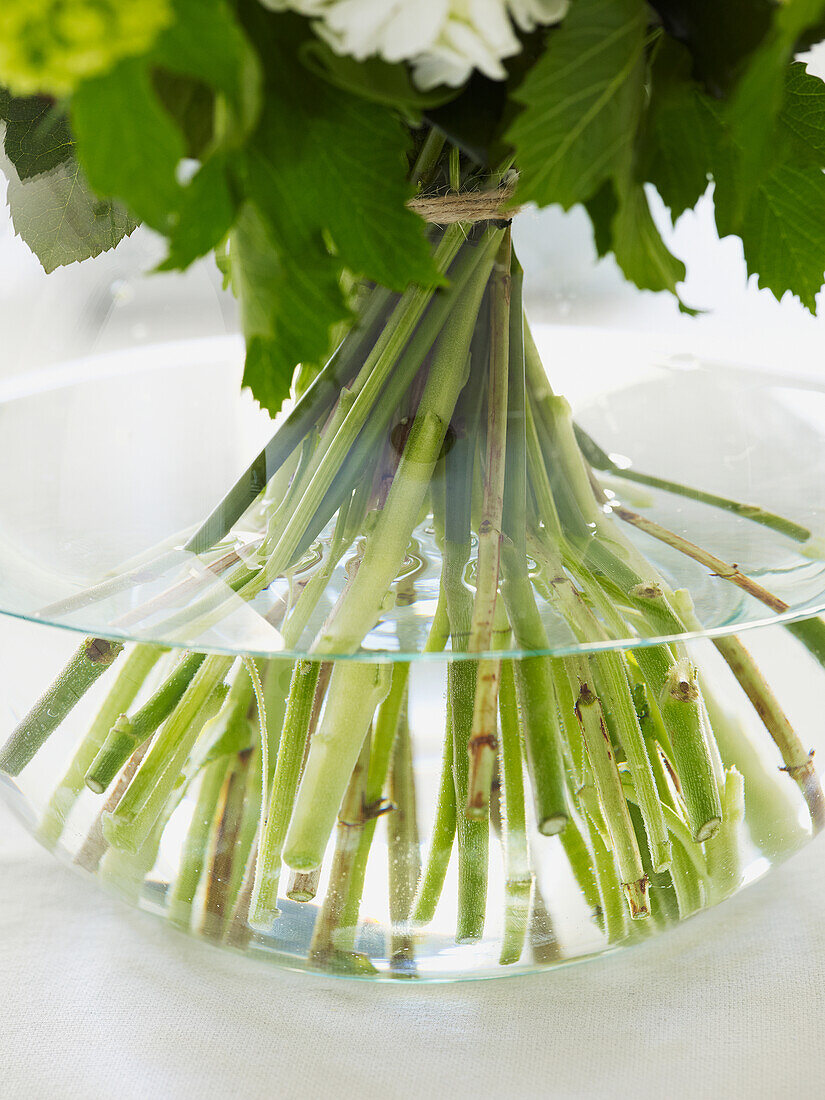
(0, 613), (817, 981)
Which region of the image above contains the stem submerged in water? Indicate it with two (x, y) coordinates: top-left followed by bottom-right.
(0, 637), (123, 777)
(248, 659), (321, 928)
(38, 644), (163, 849)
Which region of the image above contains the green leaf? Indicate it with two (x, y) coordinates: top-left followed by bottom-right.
(71, 0), (258, 248)
(648, 0), (774, 96)
(776, 61), (825, 166)
(587, 179), (688, 299)
(710, 60), (825, 310)
(584, 181), (617, 258)
(608, 184), (687, 295)
(726, 0), (825, 206)
(226, 9), (438, 414)
(0, 92), (74, 181)
(737, 163), (825, 312)
(423, 28), (564, 167)
(71, 57), (185, 232)
(158, 155), (238, 271)
(642, 43), (720, 220)
(643, 55), (825, 311)
(231, 203), (349, 416)
(152, 71), (216, 159)
(3, 152), (136, 272)
(299, 40), (454, 113)
(152, 0), (261, 142)
(507, 0), (648, 210)
(245, 101), (436, 293)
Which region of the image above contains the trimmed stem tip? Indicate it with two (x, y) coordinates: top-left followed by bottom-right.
(623, 876), (651, 920)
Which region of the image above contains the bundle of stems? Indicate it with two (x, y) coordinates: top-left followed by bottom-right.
(2, 162), (824, 973)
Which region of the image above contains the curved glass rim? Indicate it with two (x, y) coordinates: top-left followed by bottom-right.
(3, 595), (823, 662)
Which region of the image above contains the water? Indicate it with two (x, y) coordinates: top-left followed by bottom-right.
(0, 615), (819, 980)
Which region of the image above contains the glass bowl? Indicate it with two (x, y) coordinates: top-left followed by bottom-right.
(1, 323), (824, 981)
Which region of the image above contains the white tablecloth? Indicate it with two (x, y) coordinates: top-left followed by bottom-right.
(2, 797), (824, 1099)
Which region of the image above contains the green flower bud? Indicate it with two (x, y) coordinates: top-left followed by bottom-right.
(0, 0), (172, 96)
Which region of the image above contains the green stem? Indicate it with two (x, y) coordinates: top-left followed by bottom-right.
(412, 126), (447, 189)
(566, 661), (650, 920)
(611, 505), (789, 615)
(441, 536), (490, 944)
(595, 652), (672, 872)
(574, 423), (812, 543)
(498, 659), (531, 965)
(617, 779), (708, 881)
(713, 634), (825, 831)
(167, 755), (229, 930)
(337, 661), (410, 937)
(411, 699), (456, 925)
(522, 322), (723, 860)
(466, 229), (511, 821)
(585, 814), (629, 944)
(248, 659), (321, 928)
(224, 845), (258, 951)
(260, 430), (320, 559)
(161, 231), (497, 653)
(559, 810), (602, 923)
(111, 542), (260, 632)
(496, 288), (567, 835)
(244, 227), (470, 598)
(86, 650), (207, 793)
(658, 658), (723, 842)
(0, 637), (123, 776)
(311, 228), (502, 656)
(450, 655), (488, 943)
(436, 311), (493, 944)
(184, 283), (395, 554)
(220, 745), (263, 928)
(279, 495), (354, 649)
(308, 735), (375, 973)
(184, 663), (255, 777)
(528, 886), (562, 964)
(667, 838), (706, 919)
(551, 656), (586, 784)
(537, 513), (722, 855)
(387, 706), (421, 973)
(102, 655), (234, 854)
(704, 767), (746, 903)
(201, 748), (254, 939)
(283, 661), (391, 872)
(75, 735), (154, 873)
(785, 616), (825, 671)
(38, 644), (163, 849)
(499, 552), (569, 835)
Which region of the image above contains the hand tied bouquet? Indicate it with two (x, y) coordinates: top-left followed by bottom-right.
(2, 0), (825, 975)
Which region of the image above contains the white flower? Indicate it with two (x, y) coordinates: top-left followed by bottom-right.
(263, 0), (569, 89)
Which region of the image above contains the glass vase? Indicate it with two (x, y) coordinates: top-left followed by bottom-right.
(2, 211), (825, 982)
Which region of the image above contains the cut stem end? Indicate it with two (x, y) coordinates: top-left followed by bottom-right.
(623, 877), (651, 920)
